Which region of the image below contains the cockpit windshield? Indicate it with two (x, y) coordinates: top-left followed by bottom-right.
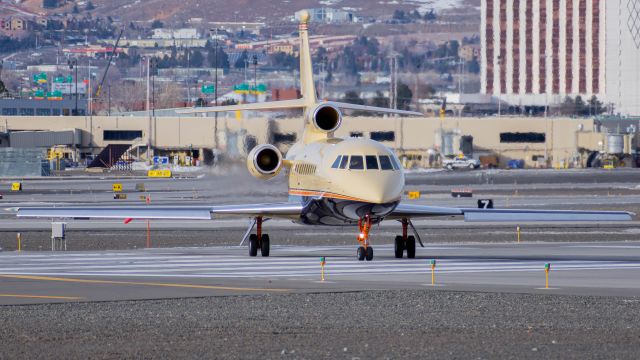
(331, 154), (401, 171)
(349, 156), (364, 170)
(378, 155), (393, 170)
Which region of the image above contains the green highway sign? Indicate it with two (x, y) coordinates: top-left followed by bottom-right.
(201, 84), (215, 94)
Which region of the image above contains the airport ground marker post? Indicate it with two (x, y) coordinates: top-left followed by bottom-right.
(430, 259), (436, 285)
(16, 232), (21, 252)
(146, 196), (151, 248)
(545, 263), (551, 289)
(517, 226), (521, 243)
(320, 257), (326, 281)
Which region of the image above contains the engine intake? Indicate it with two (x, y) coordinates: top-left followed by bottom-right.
(247, 144), (283, 180)
(311, 104), (342, 133)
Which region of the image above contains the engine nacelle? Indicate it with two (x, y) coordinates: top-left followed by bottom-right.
(247, 144), (283, 180)
(310, 104), (342, 133)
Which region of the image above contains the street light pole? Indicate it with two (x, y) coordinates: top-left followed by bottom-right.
(68, 59), (78, 115)
(210, 28), (219, 149)
(497, 55), (502, 117)
(146, 56), (151, 159)
(253, 54), (258, 102)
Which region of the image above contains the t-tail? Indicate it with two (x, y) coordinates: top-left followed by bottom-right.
(177, 10), (424, 142)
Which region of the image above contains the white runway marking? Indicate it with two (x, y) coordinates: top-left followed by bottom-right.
(1, 249), (640, 279)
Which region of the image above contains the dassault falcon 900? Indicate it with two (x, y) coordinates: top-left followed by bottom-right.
(15, 11), (634, 261)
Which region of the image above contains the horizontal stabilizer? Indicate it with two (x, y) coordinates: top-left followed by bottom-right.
(176, 99), (308, 114)
(327, 101), (423, 116)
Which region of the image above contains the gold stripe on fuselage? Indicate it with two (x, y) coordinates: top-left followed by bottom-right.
(288, 188), (370, 203)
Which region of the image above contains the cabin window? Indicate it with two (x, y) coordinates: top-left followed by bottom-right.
(339, 155), (349, 169)
(379, 155), (394, 170)
(366, 155), (379, 170)
(331, 155), (342, 168)
(349, 155), (364, 170)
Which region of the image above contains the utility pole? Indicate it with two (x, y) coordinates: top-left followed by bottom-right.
(151, 58), (156, 152)
(87, 59), (91, 115)
(210, 27), (220, 149)
(186, 49), (191, 104)
(67, 59), (78, 115)
(253, 54), (258, 102)
(497, 55), (503, 116)
(146, 56), (151, 160)
(389, 53), (399, 110)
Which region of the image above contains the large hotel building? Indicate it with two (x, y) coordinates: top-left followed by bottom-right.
(480, 0), (640, 116)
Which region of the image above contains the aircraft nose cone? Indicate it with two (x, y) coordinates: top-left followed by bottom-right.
(364, 172), (404, 204)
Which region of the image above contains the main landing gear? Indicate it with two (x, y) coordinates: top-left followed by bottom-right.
(394, 218), (416, 259)
(248, 217), (270, 257)
(356, 215), (374, 261)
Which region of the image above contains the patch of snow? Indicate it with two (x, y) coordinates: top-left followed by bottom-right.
(404, 0), (465, 12)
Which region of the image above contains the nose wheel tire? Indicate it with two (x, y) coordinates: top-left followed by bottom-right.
(365, 246), (373, 261)
(248, 234), (258, 257)
(394, 235), (404, 258)
(406, 235), (416, 259)
(260, 234), (270, 257)
(357, 246), (374, 261)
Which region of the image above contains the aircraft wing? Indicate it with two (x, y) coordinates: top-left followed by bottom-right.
(14, 203), (304, 220)
(390, 204), (634, 222)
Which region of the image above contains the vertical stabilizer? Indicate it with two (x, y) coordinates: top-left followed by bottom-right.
(298, 11), (317, 105)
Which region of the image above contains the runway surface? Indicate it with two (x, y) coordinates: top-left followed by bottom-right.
(1, 169), (640, 358)
(2, 241), (640, 305)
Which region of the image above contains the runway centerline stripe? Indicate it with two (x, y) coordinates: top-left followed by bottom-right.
(0, 274), (289, 292)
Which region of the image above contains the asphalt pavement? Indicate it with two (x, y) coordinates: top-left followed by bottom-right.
(0, 168), (639, 358)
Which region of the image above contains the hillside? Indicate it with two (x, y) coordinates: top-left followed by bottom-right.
(18, 0), (479, 24)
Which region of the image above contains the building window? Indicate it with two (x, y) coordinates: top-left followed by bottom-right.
(1, 108), (17, 115)
(52, 108), (61, 116)
(370, 131), (395, 142)
(103, 130), (143, 141)
(19, 108), (35, 116)
(36, 108), (51, 116)
(500, 132), (546, 143)
(273, 132), (296, 144)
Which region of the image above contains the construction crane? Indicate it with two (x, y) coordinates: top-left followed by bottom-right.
(94, 27), (124, 99)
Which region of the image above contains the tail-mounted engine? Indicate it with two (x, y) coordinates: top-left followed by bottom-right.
(310, 104), (342, 133)
(247, 144), (283, 180)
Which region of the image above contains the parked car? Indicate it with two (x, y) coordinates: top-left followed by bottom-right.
(442, 156), (481, 170)
(507, 159), (525, 169)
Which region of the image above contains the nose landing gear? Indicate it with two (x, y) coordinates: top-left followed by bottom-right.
(356, 215), (374, 261)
